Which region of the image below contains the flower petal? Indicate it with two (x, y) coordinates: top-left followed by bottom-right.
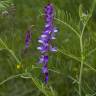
(50, 46), (57, 52)
(38, 39), (44, 43)
(37, 46), (43, 50)
(53, 27), (58, 33)
(39, 55), (48, 64)
(41, 34), (47, 38)
(42, 65), (48, 73)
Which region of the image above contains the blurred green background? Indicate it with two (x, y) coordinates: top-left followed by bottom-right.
(0, 0), (96, 96)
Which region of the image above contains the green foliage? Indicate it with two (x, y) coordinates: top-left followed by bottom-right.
(0, 0), (96, 96)
(0, 0), (12, 11)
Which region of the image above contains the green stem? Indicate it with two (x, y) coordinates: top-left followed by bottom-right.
(78, 4), (94, 94)
(0, 38), (21, 64)
(0, 73), (23, 86)
(8, 49), (21, 64)
(54, 18), (80, 38)
(79, 35), (84, 96)
(58, 48), (96, 72)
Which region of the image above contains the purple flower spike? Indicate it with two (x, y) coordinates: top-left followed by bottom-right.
(37, 3), (58, 84)
(25, 31), (31, 48)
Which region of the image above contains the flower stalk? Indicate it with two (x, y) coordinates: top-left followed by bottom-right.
(37, 3), (58, 84)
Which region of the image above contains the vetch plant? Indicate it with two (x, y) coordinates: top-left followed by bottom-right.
(37, 3), (58, 84)
(25, 29), (32, 49)
(0, 1), (96, 96)
(24, 26), (34, 49)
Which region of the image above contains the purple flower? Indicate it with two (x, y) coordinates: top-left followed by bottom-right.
(37, 3), (58, 84)
(44, 73), (48, 84)
(49, 45), (57, 52)
(25, 30), (31, 48)
(42, 64), (48, 84)
(42, 64), (48, 73)
(39, 55), (48, 64)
